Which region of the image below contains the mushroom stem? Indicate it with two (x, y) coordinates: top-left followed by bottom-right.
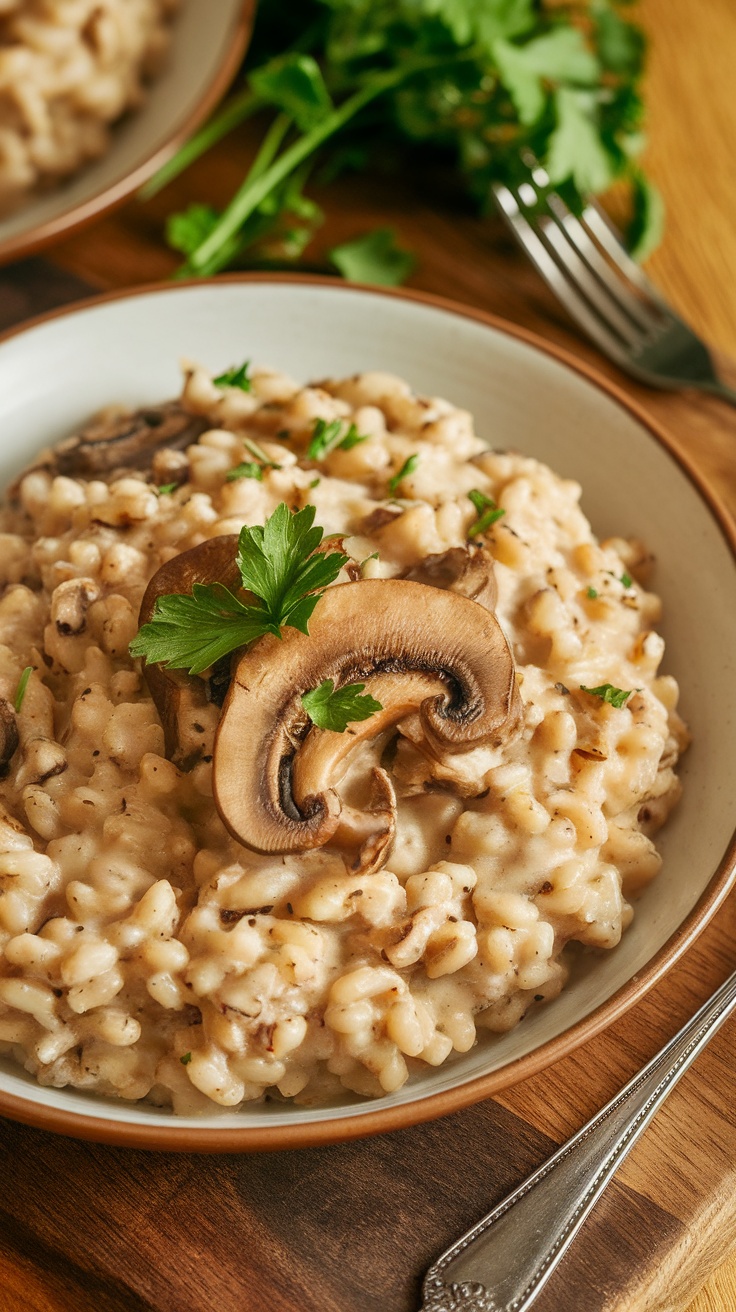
(213, 578), (521, 858)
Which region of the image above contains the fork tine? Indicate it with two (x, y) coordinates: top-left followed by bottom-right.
(510, 180), (649, 347)
(581, 202), (672, 312)
(493, 182), (630, 365)
(544, 195), (663, 334)
(521, 151), (672, 323)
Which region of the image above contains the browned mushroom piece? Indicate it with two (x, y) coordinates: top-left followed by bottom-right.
(50, 402), (209, 478)
(0, 698), (19, 775)
(332, 766), (397, 877)
(138, 535), (242, 769)
(405, 543), (498, 612)
(212, 578), (521, 869)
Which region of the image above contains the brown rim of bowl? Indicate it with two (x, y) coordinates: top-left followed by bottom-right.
(0, 0), (256, 268)
(0, 272), (734, 1152)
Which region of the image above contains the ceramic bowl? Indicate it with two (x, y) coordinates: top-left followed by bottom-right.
(0, 276), (734, 1150)
(0, 0), (254, 266)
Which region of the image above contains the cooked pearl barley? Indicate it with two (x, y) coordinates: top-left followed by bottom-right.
(0, 361), (685, 1113)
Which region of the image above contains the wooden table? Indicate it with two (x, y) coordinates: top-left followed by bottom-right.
(1, 2), (735, 1309)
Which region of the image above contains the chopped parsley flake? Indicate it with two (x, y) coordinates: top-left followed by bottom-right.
(620, 571), (633, 589)
(213, 360), (252, 391)
(226, 462), (263, 482)
(157, 483), (178, 496)
(307, 417), (368, 461)
(180, 1052), (192, 1065)
(13, 666), (32, 712)
(467, 488), (505, 536)
(388, 453), (419, 495)
(580, 683), (633, 708)
(586, 586), (598, 599)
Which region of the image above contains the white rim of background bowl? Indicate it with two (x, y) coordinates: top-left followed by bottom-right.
(0, 274), (734, 1152)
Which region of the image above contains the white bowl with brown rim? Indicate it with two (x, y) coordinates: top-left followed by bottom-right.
(0, 0), (255, 267)
(0, 275), (734, 1151)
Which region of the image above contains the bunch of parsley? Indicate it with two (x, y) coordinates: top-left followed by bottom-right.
(144, 0), (658, 283)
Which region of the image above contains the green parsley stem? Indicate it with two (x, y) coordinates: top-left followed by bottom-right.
(189, 56), (450, 273)
(243, 436), (280, 469)
(140, 88), (264, 200)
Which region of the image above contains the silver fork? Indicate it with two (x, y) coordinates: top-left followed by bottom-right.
(420, 963), (736, 1311)
(493, 156), (736, 407)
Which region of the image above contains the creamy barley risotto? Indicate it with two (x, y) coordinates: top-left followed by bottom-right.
(0, 362), (688, 1113)
(0, 0), (178, 210)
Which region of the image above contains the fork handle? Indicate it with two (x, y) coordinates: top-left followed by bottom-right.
(420, 968), (736, 1312)
(700, 379), (736, 408)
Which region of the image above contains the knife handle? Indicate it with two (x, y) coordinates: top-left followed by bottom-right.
(420, 965), (736, 1312)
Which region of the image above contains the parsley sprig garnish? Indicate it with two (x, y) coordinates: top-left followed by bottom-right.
(467, 489), (505, 536)
(130, 503), (348, 676)
(307, 417), (367, 461)
(147, 4), (655, 280)
(580, 683), (633, 709)
(302, 678), (383, 732)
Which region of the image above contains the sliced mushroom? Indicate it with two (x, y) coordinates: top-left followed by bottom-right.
(213, 578), (521, 862)
(0, 698), (19, 775)
(332, 766), (397, 877)
(138, 536), (242, 769)
(50, 402), (209, 478)
(50, 578), (100, 637)
(405, 543), (497, 611)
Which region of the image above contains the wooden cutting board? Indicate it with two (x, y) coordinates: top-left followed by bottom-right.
(1, 0), (736, 1299)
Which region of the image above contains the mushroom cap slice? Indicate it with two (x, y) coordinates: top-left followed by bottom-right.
(138, 535), (241, 768)
(0, 699), (19, 776)
(405, 544), (497, 612)
(51, 402), (209, 478)
(212, 578), (521, 857)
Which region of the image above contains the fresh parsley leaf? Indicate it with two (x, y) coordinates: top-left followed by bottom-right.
(467, 488), (505, 535)
(421, 0), (535, 49)
(180, 1052), (192, 1065)
(546, 88), (614, 195)
(494, 28), (599, 127)
(213, 360), (252, 391)
(309, 477), (321, 488)
(235, 502), (348, 635)
(580, 683), (633, 708)
(586, 585), (598, 599)
(329, 228), (416, 287)
(166, 203), (221, 257)
(130, 504), (348, 674)
(628, 169), (665, 262)
(301, 678), (383, 732)
(130, 583), (270, 675)
(307, 418), (343, 460)
(388, 453), (419, 495)
(249, 53), (333, 132)
(620, 571), (633, 589)
(226, 462), (263, 482)
(594, 2), (646, 76)
(307, 418), (368, 461)
(157, 483), (178, 496)
(13, 666), (32, 712)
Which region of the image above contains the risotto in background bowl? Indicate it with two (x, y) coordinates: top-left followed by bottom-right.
(0, 0), (254, 265)
(0, 275), (734, 1151)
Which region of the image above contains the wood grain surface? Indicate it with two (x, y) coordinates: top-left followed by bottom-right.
(1, 1), (735, 1309)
